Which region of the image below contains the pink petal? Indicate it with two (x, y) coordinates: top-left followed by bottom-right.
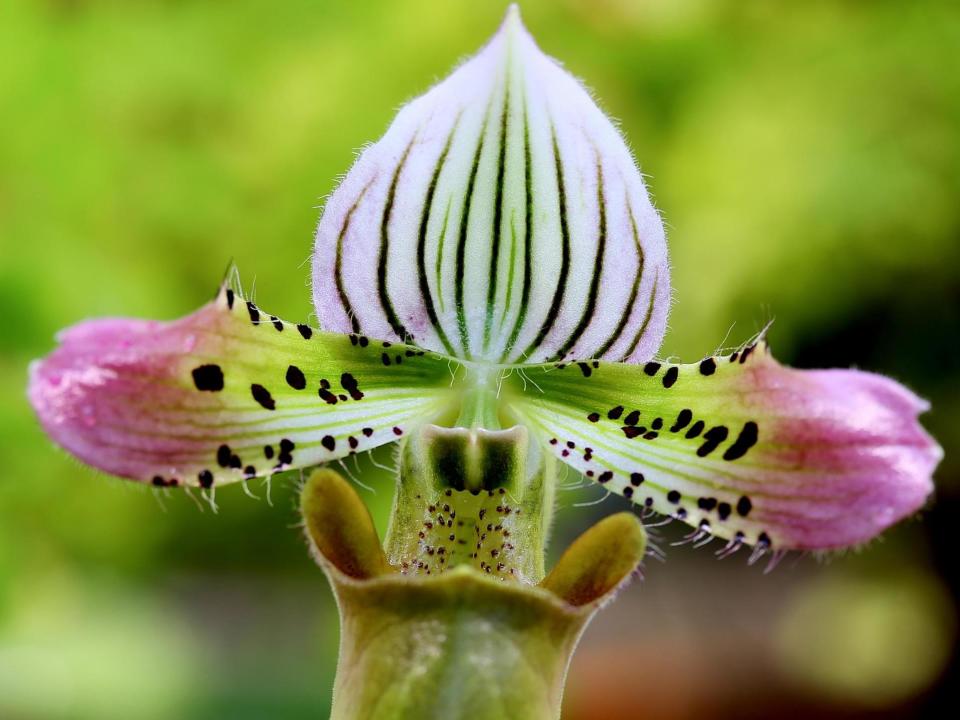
(28, 286), (454, 488)
(509, 342), (941, 551)
(726, 359), (939, 548)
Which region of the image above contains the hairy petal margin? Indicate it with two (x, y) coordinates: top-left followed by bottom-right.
(28, 285), (454, 489)
(507, 342), (941, 551)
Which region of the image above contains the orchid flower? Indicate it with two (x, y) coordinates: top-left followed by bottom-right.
(27, 8), (944, 717)
(30, 8), (940, 568)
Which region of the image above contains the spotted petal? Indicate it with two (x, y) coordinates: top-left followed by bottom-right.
(505, 343), (940, 551)
(312, 6), (669, 365)
(28, 285), (455, 489)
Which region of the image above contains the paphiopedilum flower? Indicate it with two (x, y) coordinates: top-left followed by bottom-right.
(29, 7), (940, 567)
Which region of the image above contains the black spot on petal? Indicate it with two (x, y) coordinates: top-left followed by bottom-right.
(667, 490), (681, 504)
(297, 324), (313, 339)
(251, 384), (276, 410)
(643, 362), (660, 376)
(697, 497), (717, 511)
(286, 365), (306, 390)
(737, 496), (753, 517)
(192, 364), (224, 392)
(246, 301), (260, 324)
(670, 409), (692, 433)
(723, 421), (759, 461)
(699, 357), (717, 376)
(321, 435), (336, 452)
(697, 426), (729, 457)
(662, 366), (679, 388)
(341, 373), (364, 401)
(607, 405), (624, 420)
(198, 470), (214, 488)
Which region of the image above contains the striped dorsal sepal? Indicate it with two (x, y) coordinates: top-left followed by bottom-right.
(312, 6), (670, 366)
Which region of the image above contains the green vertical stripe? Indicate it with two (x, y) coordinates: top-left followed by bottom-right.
(548, 152), (607, 362)
(519, 123), (570, 361)
(435, 198), (452, 314)
(483, 70), (511, 352)
(454, 97), (495, 360)
(335, 180), (375, 334)
(620, 267), (659, 361)
(499, 210), (519, 329)
(377, 135), (417, 342)
(500, 93), (532, 363)
(417, 116), (461, 355)
(595, 193), (645, 358)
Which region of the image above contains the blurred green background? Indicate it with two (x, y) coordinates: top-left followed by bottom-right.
(2, 0), (958, 718)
